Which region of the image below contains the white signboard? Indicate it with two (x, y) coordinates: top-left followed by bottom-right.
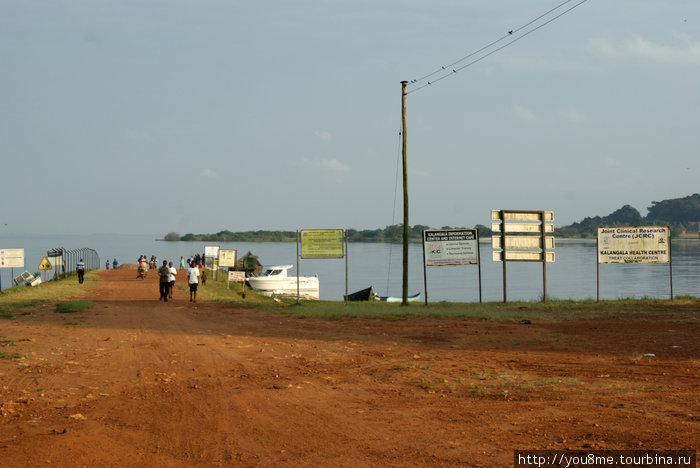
(47, 249), (64, 267)
(0, 249), (24, 268)
(492, 251), (555, 262)
(228, 271), (245, 282)
(491, 210), (553, 222)
(204, 245), (220, 258)
(423, 229), (478, 266)
(597, 226), (670, 264)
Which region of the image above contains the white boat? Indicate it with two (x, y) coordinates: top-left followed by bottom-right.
(246, 265), (319, 300)
(372, 292), (421, 302)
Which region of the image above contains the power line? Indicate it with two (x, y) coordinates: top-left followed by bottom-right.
(407, 0), (589, 94)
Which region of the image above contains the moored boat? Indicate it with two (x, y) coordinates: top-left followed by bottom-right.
(344, 286), (373, 302)
(372, 292), (421, 302)
(246, 265), (319, 300)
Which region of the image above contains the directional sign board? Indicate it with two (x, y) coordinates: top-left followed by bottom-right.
(492, 251), (555, 262)
(491, 210), (555, 303)
(492, 210), (554, 222)
(491, 223), (555, 233)
(492, 236), (555, 250)
(491, 210), (555, 262)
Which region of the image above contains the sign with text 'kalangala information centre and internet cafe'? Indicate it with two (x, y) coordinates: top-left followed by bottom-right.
(597, 226), (670, 264)
(423, 229), (479, 266)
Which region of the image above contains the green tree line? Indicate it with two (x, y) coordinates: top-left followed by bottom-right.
(163, 194), (700, 241)
(163, 225), (493, 243)
(557, 193), (700, 238)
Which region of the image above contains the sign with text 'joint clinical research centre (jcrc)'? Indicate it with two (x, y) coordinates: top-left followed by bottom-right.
(597, 226), (670, 264)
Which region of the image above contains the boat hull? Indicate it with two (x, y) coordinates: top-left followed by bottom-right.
(344, 286), (373, 302)
(247, 276), (319, 300)
(374, 292), (421, 302)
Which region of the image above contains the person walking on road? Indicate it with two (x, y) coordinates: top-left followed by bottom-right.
(168, 261), (177, 299)
(187, 261), (200, 303)
(158, 260), (170, 302)
(76, 259), (85, 284)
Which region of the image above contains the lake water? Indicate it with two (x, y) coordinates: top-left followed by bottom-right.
(1, 234), (699, 301)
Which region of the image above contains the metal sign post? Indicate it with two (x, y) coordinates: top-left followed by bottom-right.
(596, 226), (672, 301)
(218, 249), (237, 290)
(1, 249), (25, 291)
(299, 229), (346, 304)
(491, 210), (555, 303)
(422, 228), (481, 305)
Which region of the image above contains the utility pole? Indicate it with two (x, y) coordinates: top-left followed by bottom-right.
(401, 81), (409, 305)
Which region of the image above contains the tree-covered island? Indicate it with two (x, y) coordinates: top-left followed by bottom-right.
(163, 193), (700, 242)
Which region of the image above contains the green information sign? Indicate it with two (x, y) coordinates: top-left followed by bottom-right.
(300, 229), (345, 259)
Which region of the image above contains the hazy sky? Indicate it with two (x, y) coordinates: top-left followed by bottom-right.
(2, 0), (698, 236)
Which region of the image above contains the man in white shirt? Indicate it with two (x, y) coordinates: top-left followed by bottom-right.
(168, 261), (177, 299)
(76, 259), (85, 284)
(187, 264), (200, 302)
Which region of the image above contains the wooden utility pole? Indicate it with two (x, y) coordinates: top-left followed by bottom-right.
(401, 81), (409, 305)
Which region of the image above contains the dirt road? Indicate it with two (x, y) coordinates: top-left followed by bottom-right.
(1, 269), (698, 467)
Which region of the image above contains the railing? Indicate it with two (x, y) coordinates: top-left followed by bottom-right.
(49, 247), (100, 278)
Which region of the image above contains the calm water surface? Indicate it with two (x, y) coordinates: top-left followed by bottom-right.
(1, 234), (698, 301)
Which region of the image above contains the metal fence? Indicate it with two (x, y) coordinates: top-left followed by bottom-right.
(49, 247), (100, 278)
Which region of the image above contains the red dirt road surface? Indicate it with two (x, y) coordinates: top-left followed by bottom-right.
(1, 270), (698, 467)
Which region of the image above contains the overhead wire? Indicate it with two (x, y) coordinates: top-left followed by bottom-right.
(407, 0), (589, 94)
(387, 1), (589, 293)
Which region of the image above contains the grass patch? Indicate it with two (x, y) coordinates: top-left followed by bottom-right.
(254, 298), (700, 322)
(0, 352), (24, 360)
(55, 300), (94, 314)
(168, 269), (700, 322)
(0, 271), (99, 317)
(183, 273), (279, 307)
(0, 301), (44, 320)
(0, 337), (30, 347)
(392, 363), (431, 370)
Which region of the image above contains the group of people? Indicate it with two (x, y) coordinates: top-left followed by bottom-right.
(180, 253), (206, 269)
(140, 255), (158, 269)
(100, 253), (207, 302)
(157, 258), (205, 303)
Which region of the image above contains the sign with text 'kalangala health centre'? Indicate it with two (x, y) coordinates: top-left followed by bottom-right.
(597, 226), (670, 264)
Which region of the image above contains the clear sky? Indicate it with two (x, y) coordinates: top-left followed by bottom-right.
(1, 0), (698, 236)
